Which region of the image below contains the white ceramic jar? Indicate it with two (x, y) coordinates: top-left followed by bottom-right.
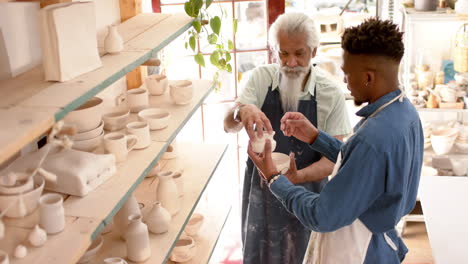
(125, 214), (151, 262)
(156, 171), (180, 215)
(39, 193), (65, 234)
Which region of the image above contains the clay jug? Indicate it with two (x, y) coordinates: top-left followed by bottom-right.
(104, 25), (123, 54)
(156, 171), (180, 215)
(125, 214), (151, 262)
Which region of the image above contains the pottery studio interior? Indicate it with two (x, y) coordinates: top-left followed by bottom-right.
(0, 0), (468, 263)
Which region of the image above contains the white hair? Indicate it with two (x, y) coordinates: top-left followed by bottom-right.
(268, 12), (320, 54)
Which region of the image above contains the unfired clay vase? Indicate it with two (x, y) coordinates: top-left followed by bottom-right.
(104, 25), (123, 54)
(156, 171), (180, 215)
(114, 195), (141, 240)
(146, 74), (169, 95)
(28, 225), (47, 247)
(125, 214), (151, 262)
(39, 193), (65, 234)
(14, 244), (27, 259)
(251, 131), (276, 153)
(145, 201), (171, 234)
(170, 80), (193, 105)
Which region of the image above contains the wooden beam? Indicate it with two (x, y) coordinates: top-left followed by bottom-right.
(120, 0), (143, 89)
(39, 0), (71, 8)
(119, 0), (142, 23)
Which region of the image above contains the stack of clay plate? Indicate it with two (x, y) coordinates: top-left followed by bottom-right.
(39, 1), (101, 82)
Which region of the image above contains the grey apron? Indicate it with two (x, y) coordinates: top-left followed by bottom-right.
(242, 84), (326, 264)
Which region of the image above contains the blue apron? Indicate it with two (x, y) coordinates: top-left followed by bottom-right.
(242, 84), (326, 264)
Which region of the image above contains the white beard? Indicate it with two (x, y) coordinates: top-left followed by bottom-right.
(279, 65), (309, 112)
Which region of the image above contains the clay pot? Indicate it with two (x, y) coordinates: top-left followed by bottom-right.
(145, 201), (171, 234)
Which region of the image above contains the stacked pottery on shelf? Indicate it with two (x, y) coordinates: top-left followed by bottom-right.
(64, 97), (105, 152)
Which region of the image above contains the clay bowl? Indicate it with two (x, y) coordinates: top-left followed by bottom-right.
(184, 213), (204, 236)
(271, 152), (290, 174)
(170, 235), (197, 262)
(430, 128), (458, 155)
(102, 110), (130, 131)
(0, 176), (34, 195)
(138, 108), (170, 130)
(72, 120), (104, 141)
(169, 80), (193, 105)
(77, 235), (104, 264)
(64, 97), (104, 133)
(0, 175), (45, 218)
(161, 144), (177, 160)
(72, 131), (104, 152)
(146, 74), (169, 96)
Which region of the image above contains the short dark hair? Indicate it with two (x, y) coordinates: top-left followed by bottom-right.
(341, 18), (404, 62)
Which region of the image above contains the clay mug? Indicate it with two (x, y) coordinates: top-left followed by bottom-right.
(126, 121), (151, 149)
(117, 88), (149, 113)
(103, 132), (138, 162)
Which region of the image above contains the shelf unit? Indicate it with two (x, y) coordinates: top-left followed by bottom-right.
(0, 11), (231, 264)
(0, 13), (192, 165)
(95, 143), (230, 263)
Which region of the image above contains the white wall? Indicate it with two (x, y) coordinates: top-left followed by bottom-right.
(0, 0), (121, 81)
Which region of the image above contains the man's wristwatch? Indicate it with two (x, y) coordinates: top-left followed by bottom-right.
(268, 174), (281, 188)
(233, 105), (243, 122)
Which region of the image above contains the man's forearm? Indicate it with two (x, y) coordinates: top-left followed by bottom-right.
(298, 156), (334, 182)
(299, 135), (345, 182)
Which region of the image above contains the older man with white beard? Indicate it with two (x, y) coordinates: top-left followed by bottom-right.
(224, 12), (351, 264)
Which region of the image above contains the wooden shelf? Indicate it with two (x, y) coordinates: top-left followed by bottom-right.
(416, 107), (468, 113)
(0, 13), (193, 165)
(94, 143), (229, 264)
(63, 80), (214, 237)
(0, 80), (214, 264)
(169, 191), (232, 264)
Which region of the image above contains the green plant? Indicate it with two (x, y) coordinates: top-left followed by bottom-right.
(183, 0), (237, 89)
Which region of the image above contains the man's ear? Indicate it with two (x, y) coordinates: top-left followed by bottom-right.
(367, 71), (375, 87)
(312, 47), (317, 57)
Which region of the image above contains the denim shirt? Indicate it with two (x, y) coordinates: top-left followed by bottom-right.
(270, 89), (424, 234)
